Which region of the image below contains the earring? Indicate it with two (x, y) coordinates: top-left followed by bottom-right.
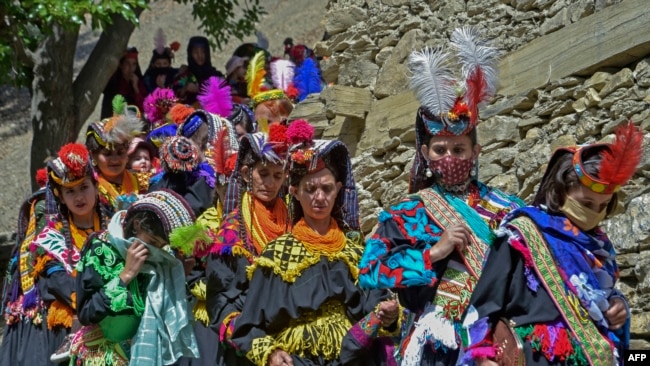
(471, 161), (479, 180)
(425, 167), (433, 178)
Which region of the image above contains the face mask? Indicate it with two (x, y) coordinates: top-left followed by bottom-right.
(560, 196), (607, 231)
(429, 155), (474, 186)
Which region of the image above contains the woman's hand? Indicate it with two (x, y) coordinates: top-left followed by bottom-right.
(120, 240), (149, 285)
(267, 349), (293, 366)
(376, 298), (399, 327)
(429, 224), (471, 263)
(605, 297), (627, 330)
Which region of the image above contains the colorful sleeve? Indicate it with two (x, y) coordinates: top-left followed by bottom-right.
(358, 199), (442, 289)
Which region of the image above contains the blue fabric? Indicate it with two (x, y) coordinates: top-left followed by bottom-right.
(507, 206), (629, 349)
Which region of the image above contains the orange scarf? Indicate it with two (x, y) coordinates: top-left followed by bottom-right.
(69, 213), (101, 250)
(242, 192), (289, 255)
(292, 218), (346, 255)
(98, 170), (139, 207)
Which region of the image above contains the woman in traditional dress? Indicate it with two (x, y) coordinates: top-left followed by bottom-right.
(230, 120), (401, 366)
(70, 190), (200, 365)
(205, 122), (290, 366)
(0, 143), (108, 366)
(85, 111), (145, 212)
(459, 123), (639, 366)
(357, 27), (524, 365)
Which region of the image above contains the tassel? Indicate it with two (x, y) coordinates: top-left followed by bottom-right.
(47, 300), (74, 329)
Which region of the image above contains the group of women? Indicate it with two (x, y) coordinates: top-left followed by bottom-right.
(1, 27), (639, 366)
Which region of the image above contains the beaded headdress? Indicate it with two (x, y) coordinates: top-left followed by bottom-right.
(285, 120), (360, 230)
(124, 189), (196, 240)
(86, 111), (143, 151)
(47, 143), (94, 190)
(409, 27), (500, 193)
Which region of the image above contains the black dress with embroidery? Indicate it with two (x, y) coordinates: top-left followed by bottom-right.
(230, 232), (396, 366)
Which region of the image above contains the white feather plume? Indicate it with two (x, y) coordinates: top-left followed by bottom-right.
(407, 47), (457, 117)
(270, 59), (295, 92)
(450, 26), (500, 100)
(154, 28), (166, 55)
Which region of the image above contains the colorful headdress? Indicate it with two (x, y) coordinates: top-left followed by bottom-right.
(246, 50), (292, 109)
(147, 123), (178, 149)
(286, 121), (359, 230)
(143, 88), (177, 128)
(270, 59), (296, 99)
(151, 28), (179, 63)
(160, 135), (200, 173)
(535, 122), (644, 202)
(228, 103), (257, 132)
(47, 143), (94, 189)
(124, 189), (196, 241)
(177, 109), (217, 141)
(86, 111), (143, 151)
(208, 117), (239, 185)
(197, 76), (233, 117)
(223, 125), (290, 213)
(409, 27), (500, 193)
(292, 57), (322, 102)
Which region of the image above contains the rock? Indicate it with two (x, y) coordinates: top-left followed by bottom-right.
(571, 88), (601, 113)
(359, 91), (418, 154)
(290, 94), (329, 137)
(374, 29), (424, 98)
(338, 59), (380, 89)
(633, 57), (650, 87)
(481, 89), (538, 120)
(325, 6), (368, 35)
(477, 115), (521, 146)
(518, 116), (546, 129)
(584, 71), (611, 91)
(636, 251), (650, 294)
(352, 152), (386, 177)
(321, 85), (373, 119)
(489, 147), (518, 167)
(630, 311), (650, 335)
(603, 194), (650, 254)
(599, 68), (634, 98)
(478, 162), (504, 182)
(320, 57), (340, 84)
(375, 47), (394, 67)
(381, 180), (407, 207)
(486, 173), (520, 196)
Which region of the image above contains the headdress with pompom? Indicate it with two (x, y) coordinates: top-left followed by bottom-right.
(160, 135), (200, 173)
(209, 117), (239, 185)
(47, 143), (93, 189)
(87, 108), (143, 150)
(143, 88), (177, 128)
(247, 50), (291, 109)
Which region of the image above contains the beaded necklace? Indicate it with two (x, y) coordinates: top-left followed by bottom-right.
(293, 218), (346, 255)
(241, 192), (288, 255)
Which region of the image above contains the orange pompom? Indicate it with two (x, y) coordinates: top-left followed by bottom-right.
(170, 104), (195, 125)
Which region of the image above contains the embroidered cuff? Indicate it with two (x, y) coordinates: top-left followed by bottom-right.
(105, 276), (130, 313)
(246, 335), (284, 366)
(219, 311), (241, 345)
(422, 248), (433, 270)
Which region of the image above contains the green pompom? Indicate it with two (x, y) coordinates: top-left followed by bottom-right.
(169, 223), (210, 257)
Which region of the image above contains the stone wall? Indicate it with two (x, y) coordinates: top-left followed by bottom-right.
(290, 0), (650, 348)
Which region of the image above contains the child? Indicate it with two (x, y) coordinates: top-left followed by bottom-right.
(70, 189), (201, 366)
(127, 137), (159, 192)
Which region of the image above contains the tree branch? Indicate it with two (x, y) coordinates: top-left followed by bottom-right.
(72, 9), (144, 133)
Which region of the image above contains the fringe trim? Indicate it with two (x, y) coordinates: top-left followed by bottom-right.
(47, 300), (74, 329)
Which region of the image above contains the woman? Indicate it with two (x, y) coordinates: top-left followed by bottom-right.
(228, 103), (257, 140)
(357, 27), (524, 365)
(246, 51), (294, 124)
(143, 29), (179, 93)
(174, 36), (223, 105)
(0, 143), (107, 366)
(70, 190), (200, 365)
(231, 121), (400, 366)
(101, 47), (147, 119)
(205, 123), (290, 366)
(459, 123), (640, 366)
(86, 112), (145, 212)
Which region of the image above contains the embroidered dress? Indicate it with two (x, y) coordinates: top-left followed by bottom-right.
(0, 209), (100, 366)
(97, 170), (141, 213)
(231, 227), (399, 366)
(358, 181), (522, 365)
(459, 206), (628, 366)
(205, 194), (289, 366)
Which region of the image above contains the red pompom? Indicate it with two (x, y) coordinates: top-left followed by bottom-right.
(286, 119), (314, 145)
(170, 41), (181, 52)
(285, 83), (299, 100)
(269, 122), (288, 155)
(36, 168), (48, 188)
(58, 143), (89, 178)
(170, 104), (195, 125)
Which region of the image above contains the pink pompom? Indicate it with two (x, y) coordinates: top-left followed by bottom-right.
(286, 119), (314, 145)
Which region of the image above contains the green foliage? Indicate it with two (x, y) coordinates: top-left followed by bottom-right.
(176, 0), (266, 50)
(0, 0), (147, 86)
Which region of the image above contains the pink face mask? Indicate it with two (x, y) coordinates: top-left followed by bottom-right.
(428, 155), (474, 186)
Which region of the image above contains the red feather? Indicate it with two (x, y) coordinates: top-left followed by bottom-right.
(213, 127), (228, 175)
(599, 122), (644, 186)
(58, 143), (89, 178)
(465, 68), (489, 124)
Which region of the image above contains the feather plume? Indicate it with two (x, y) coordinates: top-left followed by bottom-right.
(270, 59), (295, 92)
(257, 118), (269, 134)
(293, 58), (322, 102)
(450, 27), (500, 122)
(143, 88), (176, 125)
(103, 115), (143, 145)
(154, 28), (166, 55)
(112, 95), (127, 116)
(213, 127), (228, 175)
(407, 47), (457, 118)
(246, 51), (267, 98)
(599, 122), (644, 186)
(169, 223), (211, 257)
(198, 76), (233, 117)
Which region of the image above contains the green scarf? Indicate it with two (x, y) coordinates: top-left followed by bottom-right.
(107, 214), (199, 365)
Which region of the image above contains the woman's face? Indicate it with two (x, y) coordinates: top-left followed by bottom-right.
(191, 46), (206, 66)
(242, 161), (286, 203)
(93, 144), (129, 182)
(566, 184), (612, 213)
(59, 176), (97, 219)
(291, 168), (342, 222)
(153, 58), (171, 68)
(128, 148), (152, 173)
(120, 58), (137, 79)
(422, 134), (480, 161)
(235, 124), (247, 140)
(254, 103), (287, 124)
(189, 123), (209, 161)
(134, 226), (168, 249)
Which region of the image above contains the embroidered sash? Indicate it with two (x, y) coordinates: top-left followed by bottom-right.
(509, 216), (614, 365)
(31, 226), (81, 274)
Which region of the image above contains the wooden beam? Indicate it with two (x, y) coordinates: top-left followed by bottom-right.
(498, 0), (650, 96)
